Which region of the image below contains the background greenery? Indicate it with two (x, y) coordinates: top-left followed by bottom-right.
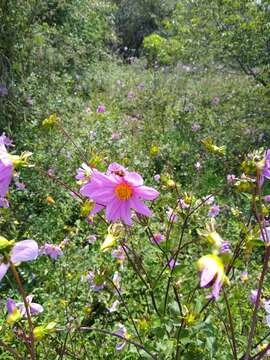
(0, 0), (270, 358)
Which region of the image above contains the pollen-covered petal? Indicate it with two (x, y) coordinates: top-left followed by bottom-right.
(130, 196), (152, 217)
(11, 240), (39, 264)
(135, 186), (159, 200)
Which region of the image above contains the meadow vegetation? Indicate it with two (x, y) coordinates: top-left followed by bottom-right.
(0, 0), (270, 359)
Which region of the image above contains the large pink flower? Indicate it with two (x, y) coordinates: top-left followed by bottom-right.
(80, 164), (159, 225)
(0, 137), (13, 199)
(0, 240), (39, 282)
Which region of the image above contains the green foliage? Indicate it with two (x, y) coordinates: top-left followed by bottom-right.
(1, 1), (270, 358)
(161, 0), (270, 86)
(0, 0), (116, 129)
(143, 33), (182, 65)
(114, 0), (176, 53)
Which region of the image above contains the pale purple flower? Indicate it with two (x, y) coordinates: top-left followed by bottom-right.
(227, 174), (237, 184)
(178, 198), (190, 209)
(111, 132), (121, 140)
(264, 195), (270, 203)
(127, 91), (135, 99)
(87, 271), (105, 291)
(7, 296), (43, 317)
(87, 235), (97, 244)
(198, 255), (226, 300)
(75, 163), (92, 181)
(6, 298), (16, 314)
(168, 257), (179, 270)
(108, 300), (120, 313)
(0, 133), (13, 147)
(153, 174), (160, 182)
(112, 246), (126, 262)
(260, 227), (270, 244)
(211, 96), (220, 105)
(0, 84), (8, 97)
(26, 97), (33, 106)
(115, 325), (129, 351)
(220, 241), (230, 254)
(15, 182), (26, 190)
(264, 299), (270, 312)
(16, 295), (44, 316)
(152, 233), (164, 245)
(47, 168), (55, 176)
(259, 149), (270, 186)
(264, 300), (270, 327)
(240, 271), (248, 284)
(137, 83), (145, 90)
(166, 207), (178, 222)
(208, 204), (220, 217)
(0, 197), (9, 208)
(250, 289), (259, 305)
(41, 243), (63, 260)
(0, 240), (39, 282)
(204, 195), (215, 205)
(96, 104), (105, 113)
(191, 123), (201, 132)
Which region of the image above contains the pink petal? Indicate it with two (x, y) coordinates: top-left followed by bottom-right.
(120, 201), (132, 225)
(124, 172), (143, 186)
(11, 240), (39, 263)
(80, 181), (102, 197)
(135, 186), (159, 200)
(211, 275), (223, 299)
(90, 203), (104, 216)
(130, 196), (152, 217)
(200, 267), (216, 288)
(30, 303), (44, 315)
(105, 198), (122, 222)
(92, 171), (118, 186)
(0, 159), (13, 197)
(0, 263), (9, 281)
(7, 298), (16, 313)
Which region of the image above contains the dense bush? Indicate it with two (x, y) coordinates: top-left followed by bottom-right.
(0, 0), (116, 129)
(114, 0), (176, 55)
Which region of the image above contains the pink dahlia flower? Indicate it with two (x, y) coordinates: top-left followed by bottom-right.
(80, 163), (159, 225)
(0, 137), (13, 200)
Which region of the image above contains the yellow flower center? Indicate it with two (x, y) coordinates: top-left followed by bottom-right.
(115, 182), (133, 200)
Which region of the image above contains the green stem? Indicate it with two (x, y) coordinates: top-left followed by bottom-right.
(10, 263), (36, 360)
